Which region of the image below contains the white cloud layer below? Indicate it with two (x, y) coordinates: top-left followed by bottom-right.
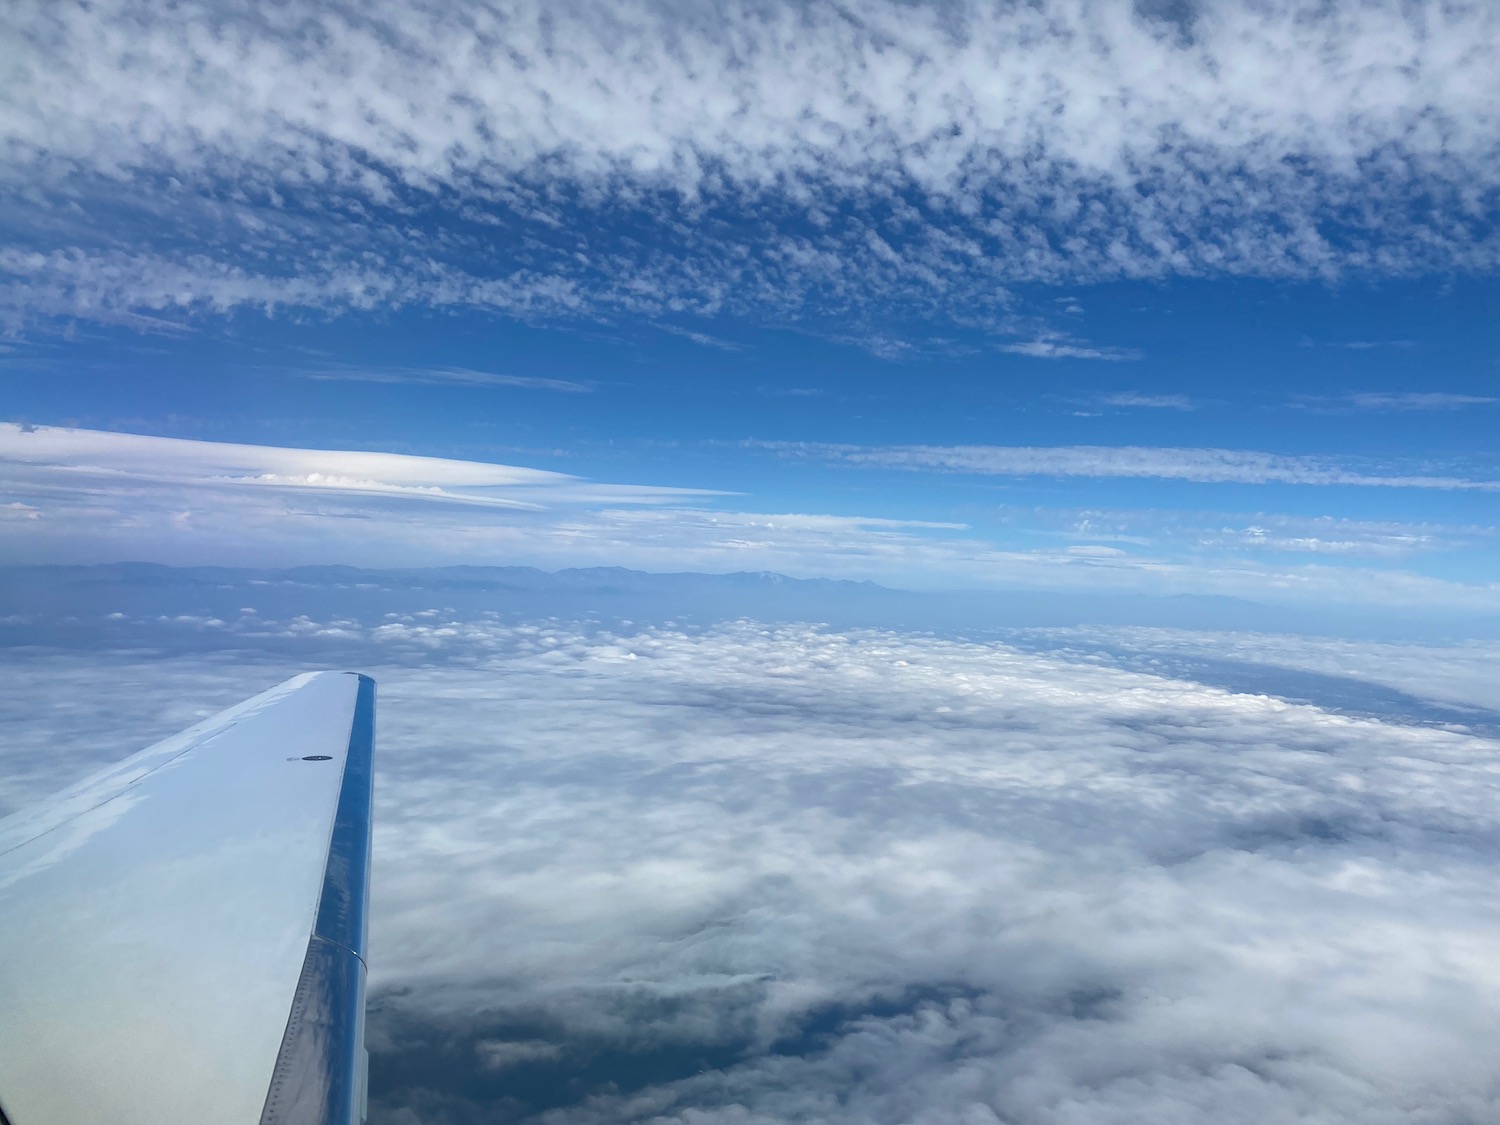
(5, 617), (1500, 1123)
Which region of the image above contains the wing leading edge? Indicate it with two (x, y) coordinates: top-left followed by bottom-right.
(0, 671), (376, 1125)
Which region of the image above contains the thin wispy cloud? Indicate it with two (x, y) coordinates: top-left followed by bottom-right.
(3, 1), (1498, 333)
(1047, 507), (1489, 560)
(303, 366), (591, 393)
(1207, 527), (1435, 557)
(654, 324), (745, 352)
(1291, 391), (1499, 413)
(1345, 392), (1497, 411)
(769, 442), (1500, 491)
(1100, 393), (1195, 410)
(998, 338), (1141, 362)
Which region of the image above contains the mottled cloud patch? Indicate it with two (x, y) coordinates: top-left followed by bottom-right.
(3, 1), (1498, 332)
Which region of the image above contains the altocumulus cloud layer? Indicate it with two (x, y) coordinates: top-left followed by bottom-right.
(5, 604), (1500, 1123)
(3, 0), (1499, 330)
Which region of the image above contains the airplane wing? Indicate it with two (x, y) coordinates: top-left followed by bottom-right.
(0, 671), (375, 1125)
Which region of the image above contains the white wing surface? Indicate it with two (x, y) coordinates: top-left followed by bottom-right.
(0, 671), (375, 1125)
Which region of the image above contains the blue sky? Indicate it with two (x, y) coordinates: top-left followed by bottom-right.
(2, 0), (1499, 614)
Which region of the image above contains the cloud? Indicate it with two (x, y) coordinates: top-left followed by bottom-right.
(1198, 522), (1454, 558)
(6, 612), (1500, 1123)
(655, 325), (745, 352)
(1028, 506), (1493, 562)
(0, 422), (718, 513)
(998, 339), (1141, 362)
(474, 1039), (564, 1071)
(1100, 393), (1195, 410)
(1218, 533), (1425, 556)
(303, 367), (592, 393)
(3, 1), (1499, 331)
(1290, 391), (1500, 414)
(1344, 392), (1497, 411)
(768, 442), (1500, 491)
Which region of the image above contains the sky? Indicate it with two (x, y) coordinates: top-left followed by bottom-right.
(1, 0), (1499, 616)
(5, 7), (1500, 1121)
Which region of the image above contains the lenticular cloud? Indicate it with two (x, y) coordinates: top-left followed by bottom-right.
(5, 612), (1499, 1123)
